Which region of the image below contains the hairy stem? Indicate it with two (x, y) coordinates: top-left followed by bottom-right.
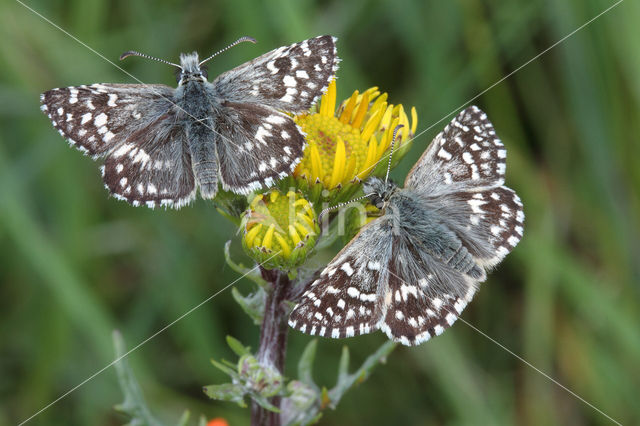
(251, 268), (292, 426)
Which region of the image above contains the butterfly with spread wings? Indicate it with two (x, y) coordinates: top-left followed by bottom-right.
(289, 106), (524, 346)
(40, 35), (338, 208)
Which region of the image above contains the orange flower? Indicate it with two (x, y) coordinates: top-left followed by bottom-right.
(207, 418), (229, 426)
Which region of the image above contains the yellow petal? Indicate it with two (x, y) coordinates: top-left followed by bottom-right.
(245, 223), (263, 247)
(250, 194), (264, 208)
(274, 233), (291, 258)
(288, 224), (302, 245)
(262, 224), (276, 249)
(370, 92), (388, 116)
(364, 86), (379, 96)
(379, 104), (394, 134)
(296, 212), (315, 230)
(329, 136), (346, 188)
(351, 91), (370, 129)
(294, 221), (314, 239)
(411, 106), (418, 135)
(379, 117), (400, 157)
(270, 191), (279, 203)
(339, 90), (359, 124)
(320, 79), (337, 117)
(293, 199), (310, 208)
(358, 135), (378, 180)
(344, 153), (358, 183)
(360, 107), (383, 143)
(396, 104), (408, 140)
(309, 141), (323, 182)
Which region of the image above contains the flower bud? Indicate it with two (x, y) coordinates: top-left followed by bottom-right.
(242, 189), (319, 270)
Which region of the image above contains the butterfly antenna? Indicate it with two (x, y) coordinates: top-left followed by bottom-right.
(384, 124), (404, 182)
(199, 36), (257, 66)
(119, 51), (182, 69)
(318, 194), (375, 223)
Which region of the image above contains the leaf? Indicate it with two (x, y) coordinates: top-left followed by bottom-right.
(231, 286), (266, 325)
(112, 331), (165, 426)
(224, 241), (268, 289)
(328, 340), (396, 407)
(203, 383), (247, 407)
(297, 339), (318, 386)
(249, 391), (281, 413)
(176, 410), (190, 426)
(210, 358), (240, 379)
(226, 335), (251, 357)
(337, 346), (350, 382)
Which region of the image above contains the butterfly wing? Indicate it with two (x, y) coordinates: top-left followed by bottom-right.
(288, 218), (393, 339)
(405, 106), (506, 194)
(41, 84), (196, 207)
(372, 106), (524, 344)
(378, 186), (523, 345)
(404, 106), (524, 266)
(378, 242), (479, 346)
(211, 35), (338, 113)
(214, 102), (306, 193)
(433, 186), (524, 269)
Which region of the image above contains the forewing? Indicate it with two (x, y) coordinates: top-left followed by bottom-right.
(288, 219), (393, 339)
(405, 106), (506, 194)
(42, 84), (196, 208)
(41, 83), (176, 156)
(215, 102), (305, 193)
(212, 35), (338, 112)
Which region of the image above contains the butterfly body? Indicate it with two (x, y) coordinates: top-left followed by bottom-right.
(289, 106), (524, 346)
(173, 52), (222, 198)
(367, 179), (485, 281)
(41, 36), (338, 208)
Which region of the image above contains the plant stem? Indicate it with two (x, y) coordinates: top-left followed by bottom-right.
(251, 268), (292, 426)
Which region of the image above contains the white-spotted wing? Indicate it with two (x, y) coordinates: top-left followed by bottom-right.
(41, 84), (196, 208)
(289, 106), (524, 345)
(40, 36), (338, 207)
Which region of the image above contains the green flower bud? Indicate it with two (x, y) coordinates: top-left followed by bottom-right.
(241, 189), (319, 270)
(238, 354), (283, 397)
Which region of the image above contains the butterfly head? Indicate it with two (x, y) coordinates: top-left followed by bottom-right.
(363, 176), (398, 210)
(176, 36), (257, 86)
(178, 52), (208, 84)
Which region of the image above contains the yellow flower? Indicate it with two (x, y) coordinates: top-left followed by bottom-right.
(241, 189), (319, 270)
(294, 80), (418, 193)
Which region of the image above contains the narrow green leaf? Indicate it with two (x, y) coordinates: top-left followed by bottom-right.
(112, 331), (165, 426)
(210, 358), (240, 379)
(203, 383), (247, 407)
(231, 286), (265, 325)
(224, 240), (268, 288)
(297, 339), (318, 386)
(337, 345), (350, 383)
(176, 410), (190, 426)
(226, 335), (251, 357)
(249, 391), (281, 413)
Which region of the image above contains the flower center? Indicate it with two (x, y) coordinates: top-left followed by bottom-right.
(295, 114), (367, 186)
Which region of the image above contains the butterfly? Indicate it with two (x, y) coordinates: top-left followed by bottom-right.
(288, 106), (524, 346)
(40, 35), (338, 208)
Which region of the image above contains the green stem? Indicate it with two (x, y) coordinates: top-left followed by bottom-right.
(251, 268), (292, 426)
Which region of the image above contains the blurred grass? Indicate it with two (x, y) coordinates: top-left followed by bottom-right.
(0, 0), (638, 425)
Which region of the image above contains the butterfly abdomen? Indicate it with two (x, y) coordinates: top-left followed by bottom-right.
(178, 81), (219, 198)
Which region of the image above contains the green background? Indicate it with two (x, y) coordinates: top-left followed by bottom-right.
(1, 0), (638, 425)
